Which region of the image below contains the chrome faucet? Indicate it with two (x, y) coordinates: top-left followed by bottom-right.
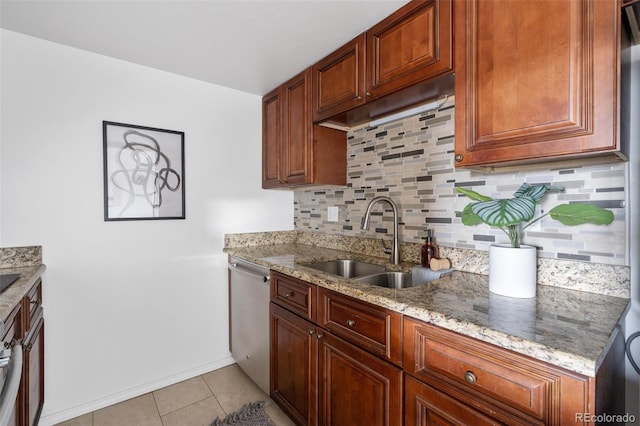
(361, 196), (400, 264)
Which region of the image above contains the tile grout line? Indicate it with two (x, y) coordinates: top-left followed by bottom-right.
(150, 389), (165, 425)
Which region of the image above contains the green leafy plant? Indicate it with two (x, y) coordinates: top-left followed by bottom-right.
(457, 183), (614, 248)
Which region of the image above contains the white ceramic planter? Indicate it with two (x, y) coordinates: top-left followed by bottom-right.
(488, 244), (537, 298)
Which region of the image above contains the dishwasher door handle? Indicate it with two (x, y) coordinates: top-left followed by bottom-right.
(0, 343), (22, 426)
(229, 262), (270, 283)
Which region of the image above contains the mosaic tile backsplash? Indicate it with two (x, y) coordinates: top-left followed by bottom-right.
(294, 97), (627, 266)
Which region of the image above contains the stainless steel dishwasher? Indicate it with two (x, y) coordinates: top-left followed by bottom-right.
(228, 257), (270, 394)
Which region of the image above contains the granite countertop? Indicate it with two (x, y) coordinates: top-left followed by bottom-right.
(0, 264), (46, 335)
(224, 243), (629, 377)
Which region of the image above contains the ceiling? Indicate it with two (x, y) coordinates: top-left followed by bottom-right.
(0, 0), (410, 96)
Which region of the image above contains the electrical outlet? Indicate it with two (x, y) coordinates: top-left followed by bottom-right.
(529, 204), (543, 232)
(327, 206), (339, 222)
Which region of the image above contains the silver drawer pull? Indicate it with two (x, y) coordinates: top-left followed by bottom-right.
(346, 319), (355, 327)
(284, 292), (293, 298)
(464, 371), (477, 384)
(308, 330), (315, 335)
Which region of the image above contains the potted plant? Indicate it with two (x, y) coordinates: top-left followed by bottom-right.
(457, 183), (614, 298)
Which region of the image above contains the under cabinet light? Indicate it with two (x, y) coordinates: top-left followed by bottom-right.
(369, 96), (447, 127)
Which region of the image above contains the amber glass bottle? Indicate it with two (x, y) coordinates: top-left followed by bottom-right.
(421, 229), (439, 267)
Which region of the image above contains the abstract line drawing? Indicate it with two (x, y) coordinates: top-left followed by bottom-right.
(103, 121), (185, 221)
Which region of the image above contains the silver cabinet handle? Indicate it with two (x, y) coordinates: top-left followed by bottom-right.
(464, 371), (477, 384)
(346, 319), (355, 327)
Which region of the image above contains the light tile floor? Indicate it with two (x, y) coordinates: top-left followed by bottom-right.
(55, 364), (295, 426)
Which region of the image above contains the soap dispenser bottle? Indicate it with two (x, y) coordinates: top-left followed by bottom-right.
(421, 229), (439, 268)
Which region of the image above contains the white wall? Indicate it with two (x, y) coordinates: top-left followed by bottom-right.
(0, 30), (293, 425)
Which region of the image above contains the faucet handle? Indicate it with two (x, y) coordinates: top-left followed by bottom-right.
(381, 239), (392, 255)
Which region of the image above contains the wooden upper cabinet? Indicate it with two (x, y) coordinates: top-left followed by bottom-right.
(454, 0), (623, 168)
(312, 0), (453, 123)
(282, 70), (313, 186)
(312, 33), (367, 123)
(262, 88), (281, 188)
(366, 0), (452, 100)
(262, 68), (346, 189)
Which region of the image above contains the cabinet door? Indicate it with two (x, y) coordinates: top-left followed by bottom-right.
(312, 33), (367, 122)
(318, 331), (402, 426)
(23, 312), (44, 426)
(262, 87), (282, 188)
(367, 0), (453, 100)
(282, 69), (313, 185)
(454, 0), (619, 167)
(405, 375), (503, 426)
(270, 303), (317, 426)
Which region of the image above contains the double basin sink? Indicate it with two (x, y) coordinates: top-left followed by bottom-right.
(303, 259), (413, 289)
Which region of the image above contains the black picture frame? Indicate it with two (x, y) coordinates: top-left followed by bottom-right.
(102, 121), (185, 221)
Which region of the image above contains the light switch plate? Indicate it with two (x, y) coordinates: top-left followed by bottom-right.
(328, 206), (339, 222)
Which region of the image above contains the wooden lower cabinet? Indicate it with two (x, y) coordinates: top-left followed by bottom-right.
(22, 279), (44, 426)
(318, 332), (402, 426)
(270, 303), (317, 426)
(270, 272), (623, 426)
(0, 278), (45, 426)
(23, 311), (44, 426)
(403, 317), (626, 426)
(405, 375), (502, 426)
(270, 300), (402, 426)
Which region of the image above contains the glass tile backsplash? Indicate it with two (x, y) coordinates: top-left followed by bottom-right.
(294, 97), (627, 266)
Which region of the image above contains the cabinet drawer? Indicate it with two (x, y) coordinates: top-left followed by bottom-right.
(404, 318), (582, 423)
(318, 288), (402, 366)
(270, 272), (316, 321)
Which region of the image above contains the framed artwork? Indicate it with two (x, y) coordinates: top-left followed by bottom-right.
(103, 121), (185, 221)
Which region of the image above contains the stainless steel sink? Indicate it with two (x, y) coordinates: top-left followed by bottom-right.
(355, 271), (414, 289)
(303, 259), (385, 278)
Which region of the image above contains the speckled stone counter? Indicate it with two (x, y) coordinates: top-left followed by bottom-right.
(0, 246), (46, 335)
(226, 230), (630, 298)
(224, 241), (628, 377)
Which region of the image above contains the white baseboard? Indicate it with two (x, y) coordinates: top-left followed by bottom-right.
(39, 355), (236, 426)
